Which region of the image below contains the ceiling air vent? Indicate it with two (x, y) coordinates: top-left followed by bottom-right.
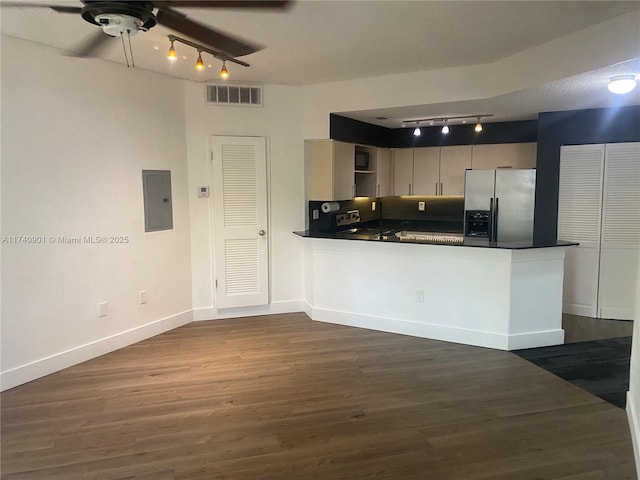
(205, 83), (263, 107)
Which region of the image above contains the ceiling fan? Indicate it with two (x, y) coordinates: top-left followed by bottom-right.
(2, 1), (291, 59)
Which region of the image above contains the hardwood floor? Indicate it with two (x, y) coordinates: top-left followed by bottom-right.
(1, 313), (636, 479)
(562, 314), (633, 343)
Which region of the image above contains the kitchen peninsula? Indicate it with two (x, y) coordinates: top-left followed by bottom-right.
(295, 196), (576, 351)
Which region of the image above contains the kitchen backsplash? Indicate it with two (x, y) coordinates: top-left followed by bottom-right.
(309, 196), (464, 233)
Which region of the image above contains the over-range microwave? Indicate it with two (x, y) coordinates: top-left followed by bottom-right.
(355, 151), (370, 170)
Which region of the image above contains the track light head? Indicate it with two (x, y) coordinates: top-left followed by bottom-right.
(167, 40), (177, 62)
(195, 51), (205, 71)
(220, 61), (229, 79)
(474, 117), (483, 133)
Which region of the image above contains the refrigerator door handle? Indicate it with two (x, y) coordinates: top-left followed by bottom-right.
(489, 198), (494, 242)
(494, 197), (500, 241)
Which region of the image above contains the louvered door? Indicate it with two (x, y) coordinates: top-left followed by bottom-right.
(558, 144), (605, 317)
(598, 143), (640, 320)
(212, 136), (268, 308)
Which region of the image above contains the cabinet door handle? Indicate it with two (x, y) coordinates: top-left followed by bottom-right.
(435, 182), (438, 195)
(377, 184), (380, 196)
(409, 183), (412, 195)
(440, 182), (443, 195)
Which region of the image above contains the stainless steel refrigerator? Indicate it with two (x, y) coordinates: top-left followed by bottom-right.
(463, 169), (536, 242)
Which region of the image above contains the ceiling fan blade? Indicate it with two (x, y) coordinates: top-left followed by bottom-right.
(0, 2), (82, 13)
(157, 8), (261, 57)
(67, 30), (111, 58)
(153, 1), (291, 9)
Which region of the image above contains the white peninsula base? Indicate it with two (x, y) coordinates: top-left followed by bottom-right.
(301, 238), (568, 351)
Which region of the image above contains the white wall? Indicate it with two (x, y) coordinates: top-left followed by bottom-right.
(183, 81), (306, 318)
(0, 36), (193, 390)
(627, 248), (640, 476)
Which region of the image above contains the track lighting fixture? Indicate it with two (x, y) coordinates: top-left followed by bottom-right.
(220, 61), (229, 79)
(403, 114), (493, 134)
(167, 39), (177, 62)
(474, 117), (483, 133)
(165, 35), (251, 78)
(608, 75), (637, 94)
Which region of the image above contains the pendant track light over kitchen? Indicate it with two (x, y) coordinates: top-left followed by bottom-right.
(474, 117), (483, 133)
(165, 35), (251, 79)
(403, 114), (493, 135)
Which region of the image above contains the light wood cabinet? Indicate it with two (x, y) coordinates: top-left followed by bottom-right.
(306, 139), (354, 201)
(306, 140), (392, 200)
(413, 147), (440, 195)
(393, 145), (471, 196)
(375, 147), (392, 197)
(440, 145), (472, 195)
(392, 148), (414, 195)
(470, 143), (537, 170)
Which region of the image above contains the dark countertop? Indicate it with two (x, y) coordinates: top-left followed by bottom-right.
(293, 230), (578, 250)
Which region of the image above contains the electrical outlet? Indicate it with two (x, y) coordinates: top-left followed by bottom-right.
(371, 201), (376, 211)
(312, 209), (319, 220)
(99, 302), (108, 317)
(139, 290), (148, 305)
(416, 290), (424, 303)
(418, 201), (426, 211)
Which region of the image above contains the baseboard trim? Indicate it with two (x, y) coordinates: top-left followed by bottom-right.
(0, 310), (193, 392)
(310, 307), (562, 351)
(193, 300), (305, 321)
(626, 391), (640, 479)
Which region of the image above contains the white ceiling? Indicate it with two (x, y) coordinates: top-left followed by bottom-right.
(2, 0), (640, 126)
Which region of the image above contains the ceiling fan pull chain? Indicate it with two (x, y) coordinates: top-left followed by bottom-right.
(120, 33), (130, 68)
(127, 30), (135, 68)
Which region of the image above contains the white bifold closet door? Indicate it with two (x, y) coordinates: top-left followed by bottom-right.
(558, 142), (640, 320)
(211, 136), (269, 309)
(598, 142), (640, 320)
(558, 144), (604, 318)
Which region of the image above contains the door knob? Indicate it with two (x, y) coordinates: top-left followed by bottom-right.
(258, 229), (266, 236)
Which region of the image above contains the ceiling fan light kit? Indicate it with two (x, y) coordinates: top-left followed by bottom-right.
(5, 0), (291, 72)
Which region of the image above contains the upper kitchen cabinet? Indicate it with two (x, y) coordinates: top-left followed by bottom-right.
(392, 148), (414, 195)
(413, 147), (440, 195)
(392, 145), (471, 196)
(439, 145), (472, 195)
(375, 147), (392, 197)
(470, 143), (537, 170)
(306, 139), (355, 201)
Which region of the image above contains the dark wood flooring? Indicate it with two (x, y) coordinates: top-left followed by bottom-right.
(1, 313), (636, 479)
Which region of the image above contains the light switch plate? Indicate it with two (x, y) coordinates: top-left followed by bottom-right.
(418, 201), (426, 211)
(198, 186), (210, 198)
(372, 201), (376, 211)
